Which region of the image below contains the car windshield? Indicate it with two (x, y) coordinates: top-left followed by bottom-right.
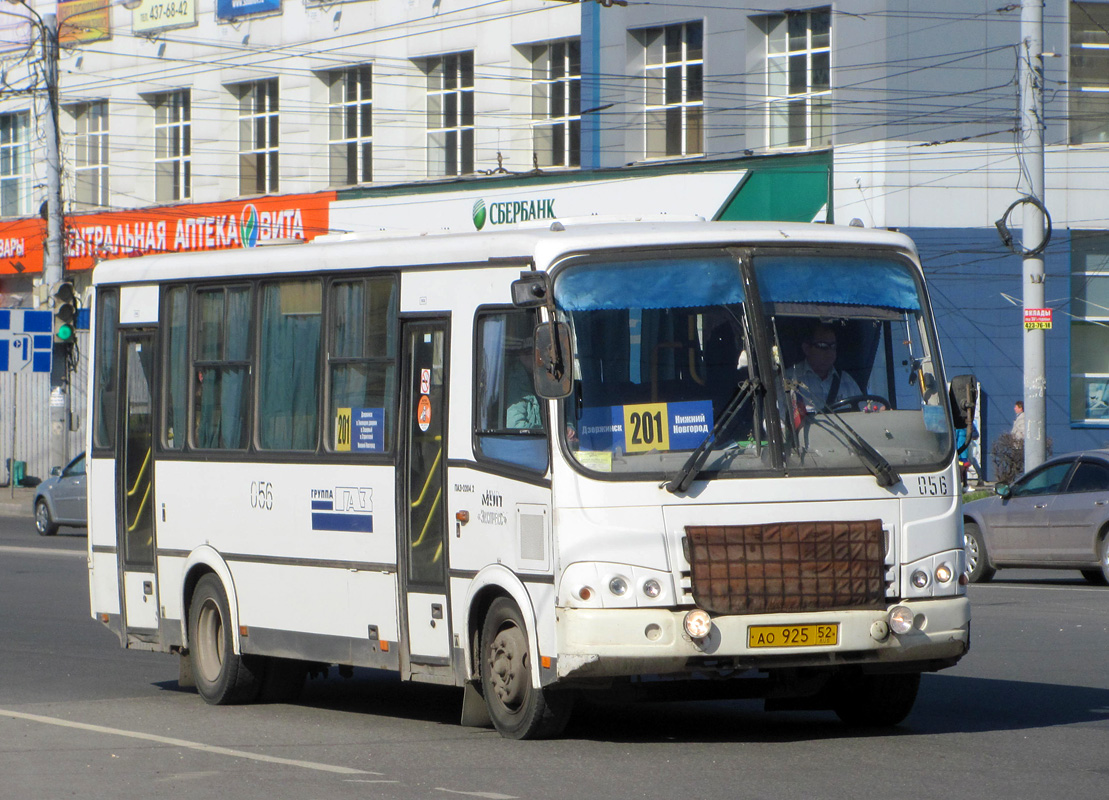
(554, 248), (951, 480)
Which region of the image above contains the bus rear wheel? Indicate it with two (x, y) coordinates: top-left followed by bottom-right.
(480, 597), (573, 739)
(189, 574), (263, 705)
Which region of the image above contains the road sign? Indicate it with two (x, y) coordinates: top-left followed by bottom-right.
(0, 309), (53, 373)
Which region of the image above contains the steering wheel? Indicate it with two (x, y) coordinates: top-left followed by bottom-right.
(827, 394), (890, 412)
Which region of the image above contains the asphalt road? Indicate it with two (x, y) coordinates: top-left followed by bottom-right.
(1, 514), (1106, 800)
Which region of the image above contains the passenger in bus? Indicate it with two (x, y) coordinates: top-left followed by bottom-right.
(506, 337), (542, 430)
(784, 321), (862, 412)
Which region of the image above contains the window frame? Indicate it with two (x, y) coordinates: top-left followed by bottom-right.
(1069, 0), (1109, 145)
(423, 51), (475, 177)
(153, 89), (191, 202)
(472, 305), (550, 476)
(190, 282), (255, 451)
(324, 273), (399, 457)
(640, 21), (704, 160)
(1069, 231), (1109, 425)
(73, 100), (110, 208)
(327, 64), (373, 187)
(530, 39), (581, 169)
(0, 110), (31, 217)
(234, 79), (279, 195)
(762, 7), (831, 150)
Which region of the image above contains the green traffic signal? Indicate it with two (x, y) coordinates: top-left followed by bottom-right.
(56, 321), (75, 342)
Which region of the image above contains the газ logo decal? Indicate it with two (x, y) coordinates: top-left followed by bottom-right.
(240, 203), (260, 247)
(472, 199), (487, 231)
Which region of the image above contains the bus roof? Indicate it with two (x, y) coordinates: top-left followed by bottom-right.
(90, 220), (919, 286)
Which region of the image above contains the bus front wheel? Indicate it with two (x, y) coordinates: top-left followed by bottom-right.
(480, 597), (573, 739)
(188, 574), (263, 705)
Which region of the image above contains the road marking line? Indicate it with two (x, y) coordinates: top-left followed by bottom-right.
(435, 789), (518, 799)
(0, 708), (374, 775)
(0, 545), (84, 559)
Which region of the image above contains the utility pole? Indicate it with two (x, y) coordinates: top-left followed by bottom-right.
(1019, 0), (1047, 472)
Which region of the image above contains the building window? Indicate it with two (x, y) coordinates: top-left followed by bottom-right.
(531, 40), (581, 168)
(1071, 232), (1109, 423)
(73, 101), (109, 207)
(327, 65), (373, 186)
(0, 111), (30, 217)
(640, 22), (703, 159)
(762, 7), (831, 149)
(1070, 1), (1109, 144)
(424, 52), (474, 177)
(153, 90), (191, 202)
(235, 79), (279, 195)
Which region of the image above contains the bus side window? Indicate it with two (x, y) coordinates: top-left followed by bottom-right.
(92, 288), (120, 451)
(192, 285), (252, 449)
(162, 286), (188, 450)
(327, 276), (398, 454)
(474, 309), (548, 473)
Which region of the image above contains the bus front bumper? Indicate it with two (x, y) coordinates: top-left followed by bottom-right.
(554, 596), (970, 680)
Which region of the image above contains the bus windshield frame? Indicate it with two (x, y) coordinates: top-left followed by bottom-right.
(553, 245), (952, 483)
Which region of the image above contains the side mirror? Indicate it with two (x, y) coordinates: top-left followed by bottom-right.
(50, 466), (61, 477)
(533, 322), (572, 399)
(511, 272), (550, 308)
(996, 483), (1010, 499)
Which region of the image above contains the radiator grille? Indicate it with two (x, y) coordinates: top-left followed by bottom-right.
(686, 520), (887, 615)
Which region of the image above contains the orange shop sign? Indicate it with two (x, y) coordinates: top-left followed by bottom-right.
(0, 192), (335, 276)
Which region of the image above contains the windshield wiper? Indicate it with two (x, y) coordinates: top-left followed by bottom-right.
(809, 408), (901, 488)
(664, 379), (759, 494)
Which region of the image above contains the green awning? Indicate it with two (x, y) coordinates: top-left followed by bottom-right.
(716, 154), (831, 223)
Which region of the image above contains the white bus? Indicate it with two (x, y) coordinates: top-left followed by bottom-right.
(87, 220), (970, 739)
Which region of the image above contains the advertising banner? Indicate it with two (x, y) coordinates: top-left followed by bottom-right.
(58, 0), (111, 45)
(216, 0), (280, 20)
(0, 191), (335, 275)
(132, 0), (197, 33)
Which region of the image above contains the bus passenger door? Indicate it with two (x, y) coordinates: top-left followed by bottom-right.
(116, 331), (158, 635)
(399, 320), (452, 667)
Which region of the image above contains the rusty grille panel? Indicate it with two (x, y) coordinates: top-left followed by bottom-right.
(686, 520), (887, 615)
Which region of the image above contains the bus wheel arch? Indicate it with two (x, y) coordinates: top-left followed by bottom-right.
(181, 547), (242, 655)
(463, 566), (538, 684)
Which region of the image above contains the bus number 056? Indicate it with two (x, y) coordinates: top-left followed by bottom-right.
(251, 481), (274, 510)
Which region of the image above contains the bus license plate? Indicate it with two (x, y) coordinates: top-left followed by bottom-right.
(748, 623), (839, 648)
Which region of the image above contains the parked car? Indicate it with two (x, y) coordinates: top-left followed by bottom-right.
(963, 449), (1109, 585)
(33, 452), (87, 536)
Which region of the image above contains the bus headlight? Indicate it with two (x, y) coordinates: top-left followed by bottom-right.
(889, 605), (915, 635)
(683, 609), (712, 639)
(608, 576), (628, 596)
(910, 569), (930, 589)
(642, 578), (662, 599)
(935, 563), (953, 584)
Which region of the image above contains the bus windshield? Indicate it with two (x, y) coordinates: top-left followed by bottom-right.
(555, 248), (951, 480)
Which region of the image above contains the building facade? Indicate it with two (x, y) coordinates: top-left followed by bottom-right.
(0, 0), (1107, 479)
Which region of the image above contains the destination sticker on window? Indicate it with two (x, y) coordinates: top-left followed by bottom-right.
(336, 407), (385, 452)
(577, 400), (713, 453)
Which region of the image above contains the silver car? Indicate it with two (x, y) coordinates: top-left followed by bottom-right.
(963, 449), (1109, 585)
(32, 452), (87, 536)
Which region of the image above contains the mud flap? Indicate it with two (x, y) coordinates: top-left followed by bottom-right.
(460, 682), (492, 728)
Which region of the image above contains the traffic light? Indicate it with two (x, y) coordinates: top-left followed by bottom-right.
(52, 281), (77, 345)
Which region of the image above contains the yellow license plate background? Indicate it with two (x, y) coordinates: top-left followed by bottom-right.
(748, 623), (839, 648)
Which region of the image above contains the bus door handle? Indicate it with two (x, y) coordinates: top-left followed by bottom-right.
(431, 603), (443, 626)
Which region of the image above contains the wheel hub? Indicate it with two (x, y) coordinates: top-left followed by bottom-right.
(488, 624), (528, 711)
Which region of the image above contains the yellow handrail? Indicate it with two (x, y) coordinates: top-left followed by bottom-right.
(127, 481), (152, 534)
(127, 448), (151, 498)
(411, 488), (442, 548)
(409, 444), (442, 508)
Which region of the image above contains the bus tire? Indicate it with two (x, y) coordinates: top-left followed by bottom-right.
(964, 522), (995, 583)
(188, 573), (263, 705)
(832, 671), (920, 728)
(480, 597), (573, 739)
